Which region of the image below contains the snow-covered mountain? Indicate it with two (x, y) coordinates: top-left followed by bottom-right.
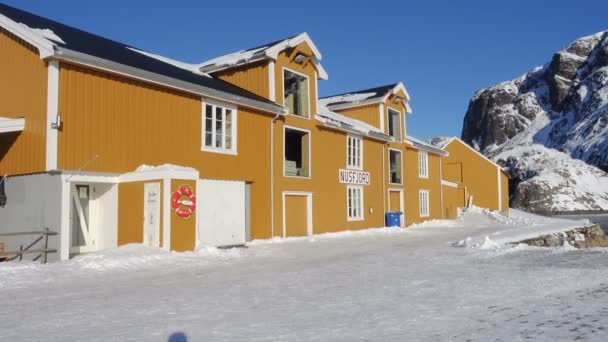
(461, 30), (608, 212)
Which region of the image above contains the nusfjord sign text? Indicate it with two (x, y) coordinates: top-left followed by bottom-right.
(338, 169), (371, 185)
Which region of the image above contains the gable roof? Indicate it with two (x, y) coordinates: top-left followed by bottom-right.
(319, 82), (412, 113)
(405, 136), (448, 156)
(315, 104), (391, 141)
(0, 3), (285, 115)
(198, 32), (328, 80)
(434, 137), (507, 172)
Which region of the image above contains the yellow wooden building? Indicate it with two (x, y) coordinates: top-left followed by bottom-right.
(433, 138), (510, 219)
(0, 4), (507, 261)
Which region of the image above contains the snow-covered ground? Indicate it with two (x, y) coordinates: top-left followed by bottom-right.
(2, 209), (608, 341)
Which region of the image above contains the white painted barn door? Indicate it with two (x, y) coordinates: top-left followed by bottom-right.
(143, 182), (161, 247)
(70, 184), (98, 253)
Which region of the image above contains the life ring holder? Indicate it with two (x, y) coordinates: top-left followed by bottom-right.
(171, 184), (196, 219)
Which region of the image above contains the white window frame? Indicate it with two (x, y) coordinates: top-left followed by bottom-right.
(419, 190), (430, 217)
(388, 148), (403, 185)
(282, 67), (311, 119)
(346, 135), (363, 170)
(418, 151), (429, 178)
(201, 99), (238, 155)
(387, 108), (402, 141)
(347, 186), (364, 221)
(283, 125), (312, 179)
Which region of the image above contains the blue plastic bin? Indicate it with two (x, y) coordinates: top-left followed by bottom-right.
(385, 212), (403, 227)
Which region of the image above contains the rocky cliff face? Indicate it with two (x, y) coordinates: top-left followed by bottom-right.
(461, 30), (608, 212)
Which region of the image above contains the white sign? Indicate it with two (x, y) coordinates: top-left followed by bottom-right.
(339, 169), (371, 185)
(143, 182), (161, 247)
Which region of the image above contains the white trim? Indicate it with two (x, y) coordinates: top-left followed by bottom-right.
(439, 159), (444, 219)
(419, 190), (430, 218)
(162, 178), (172, 250)
(0, 13), (55, 59)
(60, 175), (71, 261)
(346, 185), (364, 221)
(268, 61), (276, 102)
(379, 103), (385, 133)
(45, 60), (59, 170)
(388, 148), (403, 185)
(118, 170), (198, 183)
(201, 98), (238, 155)
(325, 82), (411, 112)
(418, 151), (429, 179)
(281, 191), (313, 237)
(313, 71), (318, 115)
(346, 135), (363, 170)
(441, 180), (459, 188)
(283, 125), (312, 179)
(199, 33), (328, 80)
(442, 138), (506, 172)
(0, 117), (25, 133)
(282, 66), (311, 119)
(380, 81), (410, 102)
(497, 166), (502, 211)
(387, 107), (402, 141)
(388, 188), (404, 227)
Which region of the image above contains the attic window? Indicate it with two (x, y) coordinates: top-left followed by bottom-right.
(388, 108), (402, 141)
(283, 69), (309, 118)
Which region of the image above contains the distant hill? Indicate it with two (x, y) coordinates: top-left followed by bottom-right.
(460, 30), (608, 212)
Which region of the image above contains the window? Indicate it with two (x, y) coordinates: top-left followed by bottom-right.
(284, 127), (311, 177)
(347, 186), (364, 220)
(418, 151), (428, 178)
(347, 136), (362, 170)
(283, 69), (309, 118)
(419, 190), (430, 217)
(389, 149), (402, 184)
(203, 102), (236, 153)
(388, 108), (401, 141)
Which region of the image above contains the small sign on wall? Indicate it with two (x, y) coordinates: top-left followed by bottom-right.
(339, 169), (371, 185)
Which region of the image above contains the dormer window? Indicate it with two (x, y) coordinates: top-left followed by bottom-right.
(283, 68), (309, 118)
(388, 108), (402, 141)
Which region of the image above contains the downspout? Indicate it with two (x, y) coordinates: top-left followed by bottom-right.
(382, 141), (389, 219)
(270, 112), (281, 238)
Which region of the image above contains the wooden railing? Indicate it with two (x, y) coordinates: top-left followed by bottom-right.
(0, 228), (58, 264)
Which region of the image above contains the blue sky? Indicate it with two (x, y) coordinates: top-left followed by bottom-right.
(5, 0), (607, 139)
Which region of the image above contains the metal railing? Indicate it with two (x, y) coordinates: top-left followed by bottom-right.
(0, 228), (58, 264)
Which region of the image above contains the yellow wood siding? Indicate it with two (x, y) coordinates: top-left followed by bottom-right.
(441, 139), (502, 211)
(57, 62), (273, 240)
(404, 148), (443, 225)
(213, 61), (269, 99)
(334, 104), (381, 129)
(0, 29), (48, 175)
(170, 179), (196, 251)
(117, 180), (164, 247)
(284, 195), (308, 237)
(442, 185), (465, 219)
(389, 190), (401, 212)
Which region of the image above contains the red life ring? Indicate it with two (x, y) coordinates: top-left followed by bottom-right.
(171, 184), (196, 218)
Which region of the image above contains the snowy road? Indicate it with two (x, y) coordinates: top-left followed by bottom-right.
(1, 210), (608, 341)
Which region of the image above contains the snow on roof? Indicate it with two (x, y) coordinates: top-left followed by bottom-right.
(19, 24), (65, 44)
(316, 104), (386, 137)
(405, 136), (448, 156)
(318, 92), (378, 107)
(198, 32), (328, 80)
(134, 164), (198, 174)
(320, 82), (411, 110)
(428, 136), (454, 149)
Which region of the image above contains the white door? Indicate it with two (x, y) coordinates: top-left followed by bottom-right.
(143, 182), (161, 247)
(70, 184), (97, 253)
